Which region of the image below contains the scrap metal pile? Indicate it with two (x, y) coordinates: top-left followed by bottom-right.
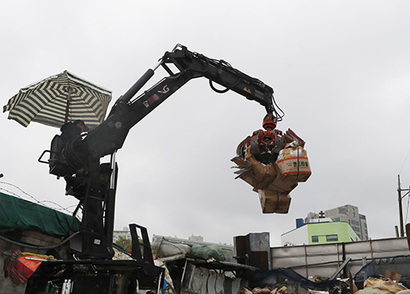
(237, 276), (409, 294)
(232, 113), (311, 214)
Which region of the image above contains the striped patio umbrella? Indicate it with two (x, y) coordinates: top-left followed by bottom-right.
(3, 70), (112, 130)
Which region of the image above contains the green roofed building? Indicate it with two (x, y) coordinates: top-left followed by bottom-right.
(281, 220), (360, 246)
(0, 192), (80, 293)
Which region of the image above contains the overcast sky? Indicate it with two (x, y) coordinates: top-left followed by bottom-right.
(1, 1), (410, 246)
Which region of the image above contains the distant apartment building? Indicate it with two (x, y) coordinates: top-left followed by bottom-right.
(305, 204), (368, 240)
(113, 227), (132, 242)
(152, 234), (233, 252)
(152, 234), (203, 246)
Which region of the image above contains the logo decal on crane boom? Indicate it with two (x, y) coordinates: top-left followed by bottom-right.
(143, 85), (169, 108)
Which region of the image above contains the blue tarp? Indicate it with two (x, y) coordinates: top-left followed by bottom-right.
(353, 255), (410, 288)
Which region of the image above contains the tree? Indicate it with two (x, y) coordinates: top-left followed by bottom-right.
(115, 236), (158, 256)
(116, 236), (132, 252)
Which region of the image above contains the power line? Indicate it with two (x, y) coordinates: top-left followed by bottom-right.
(0, 181), (74, 214)
(398, 148), (410, 174)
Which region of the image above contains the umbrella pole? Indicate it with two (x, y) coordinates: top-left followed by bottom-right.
(65, 100), (70, 123)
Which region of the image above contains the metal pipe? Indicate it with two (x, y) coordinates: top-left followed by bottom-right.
(119, 68), (155, 104)
(330, 257), (351, 280)
(279, 254), (406, 270)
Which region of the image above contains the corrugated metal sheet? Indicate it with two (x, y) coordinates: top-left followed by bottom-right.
(271, 237), (409, 278)
(181, 263), (246, 294)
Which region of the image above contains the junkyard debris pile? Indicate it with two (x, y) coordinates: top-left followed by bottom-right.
(358, 277), (408, 294)
(237, 276), (409, 294)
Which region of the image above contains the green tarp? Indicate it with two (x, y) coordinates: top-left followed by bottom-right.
(0, 192), (80, 237)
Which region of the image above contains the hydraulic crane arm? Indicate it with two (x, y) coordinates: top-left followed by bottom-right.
(38, 44), (284, 260)
(73, 44), (281, 166)
(120, 44), (276, 110)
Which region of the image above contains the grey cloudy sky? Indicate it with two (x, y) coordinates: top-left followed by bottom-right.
(1, 0), (410, 246)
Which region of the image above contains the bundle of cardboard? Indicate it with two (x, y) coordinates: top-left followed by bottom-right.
(232, 142), (311, 214)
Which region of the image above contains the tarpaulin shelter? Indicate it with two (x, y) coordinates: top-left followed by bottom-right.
(0, 192), (80, 238)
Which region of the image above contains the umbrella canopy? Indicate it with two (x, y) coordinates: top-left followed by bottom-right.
(3, 70), (112, 129)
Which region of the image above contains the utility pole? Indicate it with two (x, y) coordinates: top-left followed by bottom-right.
(397, 175), (409, 237)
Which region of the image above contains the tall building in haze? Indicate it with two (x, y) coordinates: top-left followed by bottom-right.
(305, 204), (368, 240)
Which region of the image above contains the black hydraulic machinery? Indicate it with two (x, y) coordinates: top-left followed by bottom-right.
(39, 44), (282, 259)
(36, 44), (283, 293)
